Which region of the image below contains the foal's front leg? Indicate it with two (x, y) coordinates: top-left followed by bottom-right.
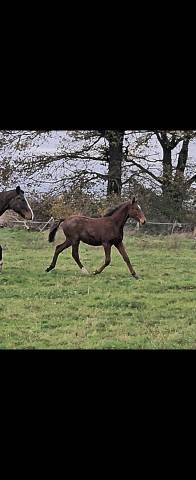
(46, 238), (72, 272)
(72, 242), (89, 275)
(115, 242), (139, 279)
(93, 243), (111, 275)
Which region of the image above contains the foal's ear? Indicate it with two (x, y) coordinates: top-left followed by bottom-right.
(132, 196), (136, 204)
(16, 186), (21, 194)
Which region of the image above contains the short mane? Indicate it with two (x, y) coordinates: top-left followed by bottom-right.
(103, 202), (126, 217)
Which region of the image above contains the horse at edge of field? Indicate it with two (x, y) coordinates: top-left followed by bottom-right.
(0, 186), (34, 272)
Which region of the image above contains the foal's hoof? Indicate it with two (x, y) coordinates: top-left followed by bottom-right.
(81, 267), (90, 275)
(132, 273), (139, 280)
(46, 267), (52, 272)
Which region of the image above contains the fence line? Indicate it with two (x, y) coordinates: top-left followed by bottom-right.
(1, 218), (195, 233)
(133, 221), (194, 227)
(133, 219), (195, 234)
(3, 219), (194, 226)
(0, 217), (54, 231)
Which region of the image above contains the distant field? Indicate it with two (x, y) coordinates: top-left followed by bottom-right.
(0, 228), (196, 349)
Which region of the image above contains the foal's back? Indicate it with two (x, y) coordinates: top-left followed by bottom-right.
(61, 214), (119, 246)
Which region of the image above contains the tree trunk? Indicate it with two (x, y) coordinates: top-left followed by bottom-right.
(175, 138), (189, 181)
(172, 138), (189, 209)
(105, 130), (124, 196)
(161, 139), (190, 218)
(162, 147), (173, 196)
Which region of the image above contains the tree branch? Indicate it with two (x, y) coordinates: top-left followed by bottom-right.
(125, 156), (163, 184)
(186, 174), (196, 187)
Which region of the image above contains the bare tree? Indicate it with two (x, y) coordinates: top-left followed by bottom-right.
(125, 130), (196, 209)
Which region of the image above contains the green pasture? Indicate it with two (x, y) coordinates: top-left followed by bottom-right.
(0, 228), (196, 349)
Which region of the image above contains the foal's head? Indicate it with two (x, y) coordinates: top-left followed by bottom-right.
(128, 197), (146, 225)
(8, 186), (34, 220)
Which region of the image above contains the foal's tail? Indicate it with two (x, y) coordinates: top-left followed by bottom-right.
(48, 219), (64, 243)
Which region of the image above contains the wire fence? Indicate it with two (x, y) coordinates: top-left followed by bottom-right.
(0, 217), (54, 232)
(1, 217), (196, 235)
(130, 220), (196, 235)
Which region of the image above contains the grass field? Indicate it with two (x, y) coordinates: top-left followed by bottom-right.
(0, 228), (196, 349)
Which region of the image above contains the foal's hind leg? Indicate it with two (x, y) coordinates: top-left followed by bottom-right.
(93, 243), (111, 275)
(0, 245), (3, 273)
(46, 238), (72, 272)
(72, 242), (89, 275)
(115, 242), (139, 279)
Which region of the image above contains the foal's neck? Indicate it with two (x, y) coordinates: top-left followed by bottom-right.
(112, 202), (130, 229)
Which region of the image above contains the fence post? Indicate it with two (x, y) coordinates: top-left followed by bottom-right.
(24, 221), (30, 230)
(171, 220), (177, 234)
(39, 217), (54, 232)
